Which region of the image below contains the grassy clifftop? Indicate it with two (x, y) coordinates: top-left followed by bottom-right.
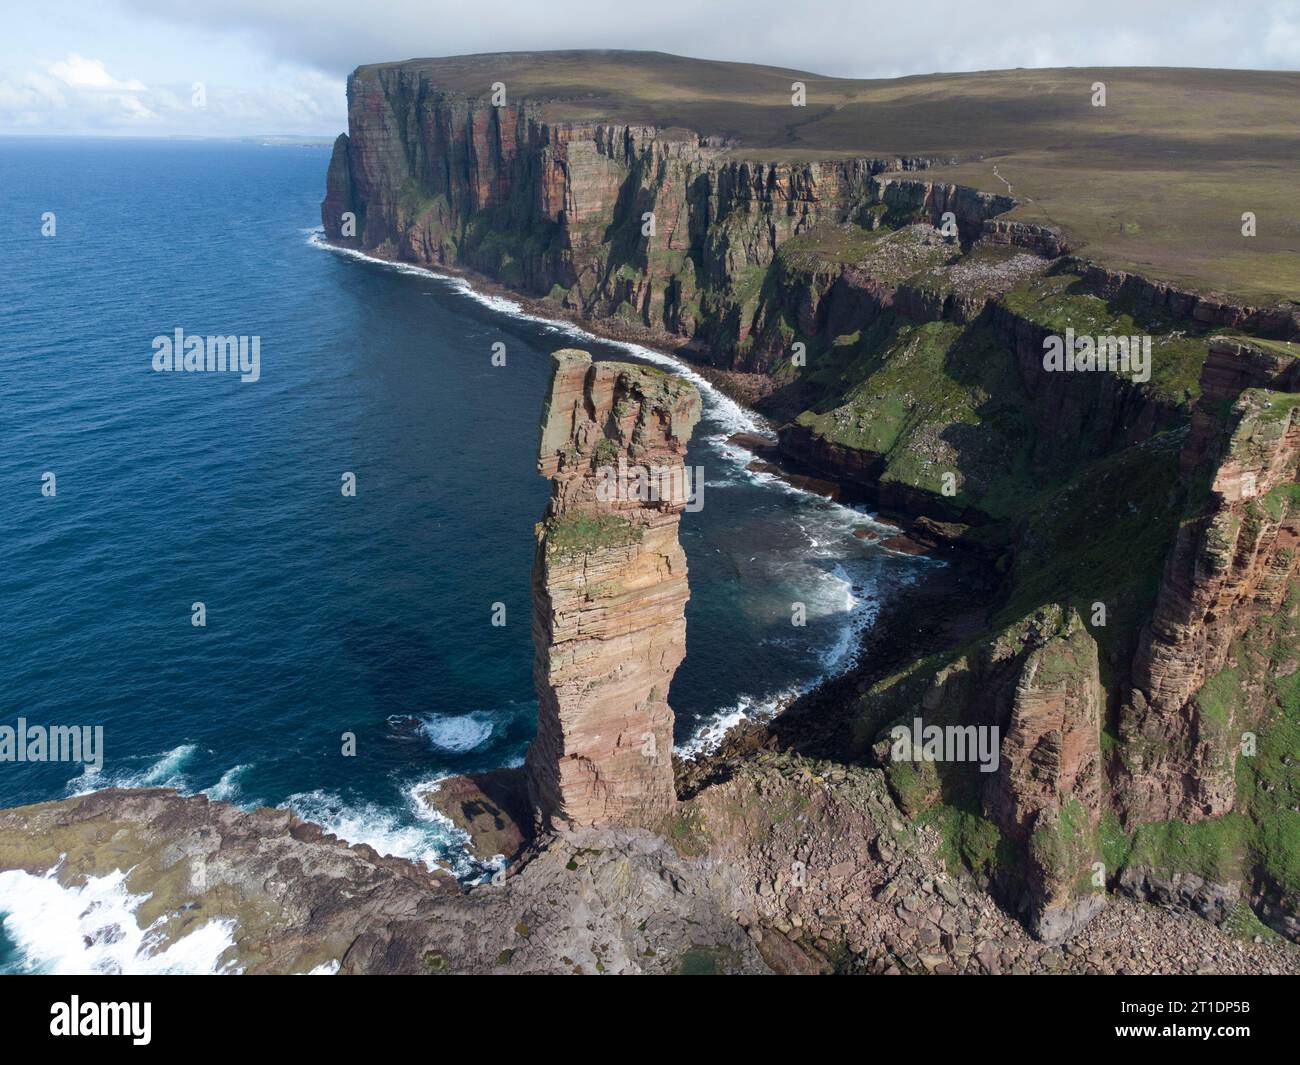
(361, 52), (1300, 301)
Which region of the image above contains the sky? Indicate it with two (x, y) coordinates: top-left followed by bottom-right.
(2, 0), (1299, 138)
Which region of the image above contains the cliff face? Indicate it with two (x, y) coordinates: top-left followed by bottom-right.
(1072, 261), (1300, 341)
(321, 67), (1024, 347)
(1118, 339), (1300, 824)
(846, 336), (1299, 942)
(322, 63), (1296, 533)
(985, 611), (1106, 942)
(870, 606), (1107, 942)
(764, 257), (1186, 524)
(526, 349), (701, 830)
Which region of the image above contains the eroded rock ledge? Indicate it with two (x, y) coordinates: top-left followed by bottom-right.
(4, 771), (1297, 975)
(0, 788), (765, 975)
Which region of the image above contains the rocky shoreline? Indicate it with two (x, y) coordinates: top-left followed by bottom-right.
(1, 540), (1294, 974)
(4, 760), (1295, 974)
(6, 243), (1294, 974)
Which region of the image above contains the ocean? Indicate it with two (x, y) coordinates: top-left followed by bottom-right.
(0, 136), (928, 971)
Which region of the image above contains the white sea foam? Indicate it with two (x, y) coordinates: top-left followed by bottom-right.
(307, 230), (765, 439)
(417, 711), (494, 753)
(138, 743), (199, 786)
(204, 763), (250, 803)
(677, 518), (924, 757)
(404, 779), (509, 883)
(308, 230), (905, 545)
(309, 230), (899, 527)
(676, 690), (787, 759)
(283, 779), (496, 880)
(0, 867), (238, 975)
(63, 765), (102, 795)
(66, 742), (200, 797)
(285, 788), (448, 870)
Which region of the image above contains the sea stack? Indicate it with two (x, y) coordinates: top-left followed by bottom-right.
(525, 349), (701, 830)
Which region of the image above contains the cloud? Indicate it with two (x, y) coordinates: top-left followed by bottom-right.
(0, 54), (158, 128)
(117, 0), (1300, 78)
(3, 1), (1298, 137)
(0, 53), (343, 135)
(48, 53), (147, 92)
(1266, 2), (1300, 62)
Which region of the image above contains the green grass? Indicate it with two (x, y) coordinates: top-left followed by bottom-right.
(1196, 664), (1245, 727)
(1126, 815), (1252, 883)
(1223, 900), (1283, 943)
(1099, 811), (1134, 877)
(1215, 333), (1300, 360)
(1002, 271), (1212, 401)
(792, 315), (1038, 521)
(544, 513), (642, 558)
(657, 808), (710, 858)
(675, 944), (742, 975)
(1235, 588), (1300, 898)
(1104, 587), (1300, 899)
(924, 802), (1008, 882)
(996, 429), (1186, 672)
(1254, 482), (1300, 523)
(1031, 798), (1102, 897)
(778, 221), (934, 277)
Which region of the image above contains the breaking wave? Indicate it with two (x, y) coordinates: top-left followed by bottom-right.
(0, 867), (239, 975)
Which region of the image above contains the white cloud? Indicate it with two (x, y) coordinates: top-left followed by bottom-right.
(0, 54), (159, 128)
(3, 1), (1298, 137)
(1265, 1), (1300, 63)
(0, 54), (343, 136)
(117, 0), (1300, 79)
(48, 53), (147, 92)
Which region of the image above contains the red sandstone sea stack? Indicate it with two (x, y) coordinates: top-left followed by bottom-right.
(525, 349), (702, 830)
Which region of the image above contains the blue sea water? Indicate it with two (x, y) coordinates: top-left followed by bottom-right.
(0, 137), (927, 893)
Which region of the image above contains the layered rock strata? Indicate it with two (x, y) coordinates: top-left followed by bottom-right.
(320, 68), (1015, 348)
(1070, 260), (1300, 341)
(525, 349), (701, 830)
(1118, 339), (1300, 823)
(984, 611), (1106, 942)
